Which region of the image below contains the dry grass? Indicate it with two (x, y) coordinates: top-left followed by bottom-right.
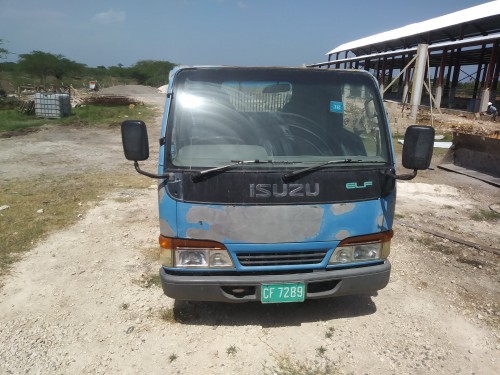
(159, 307), (176, 323)
(263, 354), (341, 375)
(469, 208), (500, 222)
(159, 305), (199, 323)
(0, 103), (155, 134)
(226, 345), (238, 356)
(0, 172), (149, 277)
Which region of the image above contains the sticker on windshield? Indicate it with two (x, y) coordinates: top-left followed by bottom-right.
(330, 101), (343, 113)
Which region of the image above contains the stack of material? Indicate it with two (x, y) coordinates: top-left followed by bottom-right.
(84, 95), (137, 105)
(17, 100), (35, 114)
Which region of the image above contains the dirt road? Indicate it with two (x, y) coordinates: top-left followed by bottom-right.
(0, 86), (498, 374)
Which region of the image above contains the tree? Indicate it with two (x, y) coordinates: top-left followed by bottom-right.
(17, 51), (85, 86)
(52, 57), (85, 80)
(131, 60), (175, 86)
(108, 65), (128, 78)
(0, 39), (9, 60)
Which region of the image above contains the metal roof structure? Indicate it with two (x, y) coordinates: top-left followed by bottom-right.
(318, 33), (500, 67)
(309, 1), (500, 113)
(327, 1), (500, 57)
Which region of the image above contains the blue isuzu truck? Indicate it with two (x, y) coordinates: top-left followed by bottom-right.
(121, 66), (433, 303)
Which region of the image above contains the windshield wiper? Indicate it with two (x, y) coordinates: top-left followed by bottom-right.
(191, 160), (294, 182)
(282, 159), (388, 182)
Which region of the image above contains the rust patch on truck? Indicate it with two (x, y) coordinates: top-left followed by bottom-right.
(335, 229), (350, 240)
(331, 203), (356, 215)
(160, 219), (175, 237)
(186, 205), (323, 243)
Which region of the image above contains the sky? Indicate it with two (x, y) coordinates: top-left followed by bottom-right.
(0, 0), (492, 68)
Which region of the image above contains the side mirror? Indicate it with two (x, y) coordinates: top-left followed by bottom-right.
(402, 125), (434, 170)
(390, 125), (434, 180)
(121, 120), (170, 179)
(121, 120), (149, 161)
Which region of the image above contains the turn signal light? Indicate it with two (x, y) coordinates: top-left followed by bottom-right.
(158, 236), (234, 269)
(329, 230), (393, 264)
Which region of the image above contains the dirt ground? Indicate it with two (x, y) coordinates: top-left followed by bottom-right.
(0, 86), (499, 374)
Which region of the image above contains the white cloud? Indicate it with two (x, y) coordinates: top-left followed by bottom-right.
(91, 9), (126, 25)
(237, 1), (248, 9)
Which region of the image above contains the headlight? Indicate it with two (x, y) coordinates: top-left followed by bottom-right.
(177, 250), (207, 267)
(329, 230), (393, 264)
(159, 236), (234, 269)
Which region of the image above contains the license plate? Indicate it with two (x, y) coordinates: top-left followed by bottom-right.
(261, 282), (305, 303)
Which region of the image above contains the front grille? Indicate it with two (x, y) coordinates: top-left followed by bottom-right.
(236, 250), (328, 267)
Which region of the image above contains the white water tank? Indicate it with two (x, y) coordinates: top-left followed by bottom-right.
(34, 93), (71, 118)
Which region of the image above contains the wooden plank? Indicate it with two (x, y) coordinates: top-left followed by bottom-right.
(398, 221), (500, 256)
(438, 163), (500, 187)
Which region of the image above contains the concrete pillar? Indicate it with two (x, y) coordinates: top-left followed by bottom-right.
(402, 64), (411, 105)
(435, 85), (443, 109)
(479, 88), (492, 112)
(402, 83), (409, 105)
(410, 44), (428, 119)
(379, 57), (387, 97)
(398, 54), (407, 98)
(387, 57), (394, 97)
(473, 45), (487, 100)
(435, 50), (446, 110)
(449, 48), (462, 109)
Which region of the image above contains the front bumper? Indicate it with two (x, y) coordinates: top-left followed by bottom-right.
(159, 261), (391, 303)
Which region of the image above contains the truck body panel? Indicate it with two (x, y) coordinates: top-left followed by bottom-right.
(162, 197), (394, 244)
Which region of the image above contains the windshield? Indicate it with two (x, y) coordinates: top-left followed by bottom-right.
(167, 68), (391, 169)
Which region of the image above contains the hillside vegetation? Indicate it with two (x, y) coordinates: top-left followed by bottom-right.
(0, 49), (175, 93)
(0, 47), (163, 134)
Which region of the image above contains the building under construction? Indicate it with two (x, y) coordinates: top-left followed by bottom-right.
(309, 1), (500, 114)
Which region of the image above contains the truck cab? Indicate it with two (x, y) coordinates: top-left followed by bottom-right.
(122, 66), (433, 303)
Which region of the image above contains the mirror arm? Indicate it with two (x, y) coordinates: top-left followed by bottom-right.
(134, 161), (171, 179)
(385, 168), (418, 181)
(395, 169), (417, 180)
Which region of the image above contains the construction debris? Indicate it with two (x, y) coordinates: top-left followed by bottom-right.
(83, 95), (139, 106)
(17, 100), (35, 115)
(438, 132), (500, 187)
